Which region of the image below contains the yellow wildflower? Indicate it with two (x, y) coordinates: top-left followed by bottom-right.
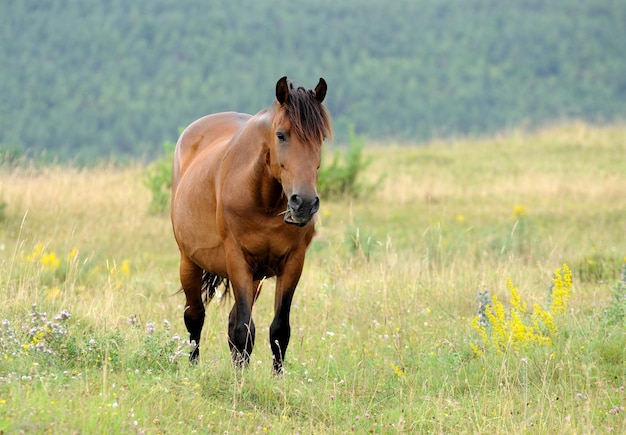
(120, 259), (131, 277)
(484, 295), (508, 352)
(512, 204), (528, 218)
(67, 247), (79, 262)
(389, 362), (405, 377)
(26, 243), (44, 263)
(41, 251), (60, 270)
(471, 265), (571, 354)
(532, 303), (557, 337)
(550, 264), (572, 316)
(471, 316), (487, 338)
(469, 342), (483, 357)
(508, 278), (527, 315)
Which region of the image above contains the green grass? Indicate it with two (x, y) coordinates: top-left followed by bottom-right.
(1, 122), (625, 433)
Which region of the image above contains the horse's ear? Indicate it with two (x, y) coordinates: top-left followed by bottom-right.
(276, 76), (289, 105)
(314, 78), (327, 103)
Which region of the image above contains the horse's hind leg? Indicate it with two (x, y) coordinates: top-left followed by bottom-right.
(179, 254), (204, 363)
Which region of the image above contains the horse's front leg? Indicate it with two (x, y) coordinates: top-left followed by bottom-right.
(270, 253), (305, 374)
(225, 254), (256, 367)
(227, 301), (255, 367)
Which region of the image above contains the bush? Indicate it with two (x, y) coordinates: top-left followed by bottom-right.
(143, 141), (175, 215)
(318, 125), (379, 200)
(604, 264), (626, 326)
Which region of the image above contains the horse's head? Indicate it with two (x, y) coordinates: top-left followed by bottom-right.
(268, 77), (333, 227)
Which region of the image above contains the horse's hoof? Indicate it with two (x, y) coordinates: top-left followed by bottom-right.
(272, 358), (285, 375)
(231, 350), (250, 368)
(189, 348), (200, 365)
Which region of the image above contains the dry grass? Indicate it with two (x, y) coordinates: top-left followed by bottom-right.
(1, 122), (625, 433)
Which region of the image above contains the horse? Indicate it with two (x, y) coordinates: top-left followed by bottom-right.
(170, 76), (333, 373)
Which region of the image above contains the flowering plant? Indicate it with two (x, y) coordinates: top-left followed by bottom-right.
(471, 264), (572, 355)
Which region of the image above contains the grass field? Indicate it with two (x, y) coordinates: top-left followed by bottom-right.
(1, 123), (625, 433)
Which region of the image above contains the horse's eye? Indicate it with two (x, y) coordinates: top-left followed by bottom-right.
(276, 132), (286, 142)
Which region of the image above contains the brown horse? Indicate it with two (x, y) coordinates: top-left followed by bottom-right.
(171, 77), (332, 373)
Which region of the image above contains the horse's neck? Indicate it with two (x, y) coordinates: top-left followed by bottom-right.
(258, 163), (285, 212)
(253, 145), (285, 212)
(231, 126), (285, 213)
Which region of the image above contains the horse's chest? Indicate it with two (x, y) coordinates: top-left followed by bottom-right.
(242, 236), (288, 263)
(242, 248), (285, 279)
(239, 229), (306, 278)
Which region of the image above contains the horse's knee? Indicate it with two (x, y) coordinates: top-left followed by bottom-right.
(229, 318), (256, 366)
(231, 319), (255, 350)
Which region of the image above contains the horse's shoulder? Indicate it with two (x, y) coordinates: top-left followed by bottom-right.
(174, 112), (252, 177)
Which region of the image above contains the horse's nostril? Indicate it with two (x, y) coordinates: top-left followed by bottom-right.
(289, 194), (319, 215)
(289, 194), (303, 211)
(311, 196), (320, 214)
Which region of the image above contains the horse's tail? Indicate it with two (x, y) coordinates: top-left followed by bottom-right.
(201, 271), (230, 305)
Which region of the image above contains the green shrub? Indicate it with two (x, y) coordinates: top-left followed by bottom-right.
(604, 264), (626, 326)
(143, 141), (175, 215)
(318, 125), (379, 200)
(345, 224), (380, 260)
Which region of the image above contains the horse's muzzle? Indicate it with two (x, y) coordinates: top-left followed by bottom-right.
(284, 193), (319, 226)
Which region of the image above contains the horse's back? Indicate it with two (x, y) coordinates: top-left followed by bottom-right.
(172, 112), (251, 192)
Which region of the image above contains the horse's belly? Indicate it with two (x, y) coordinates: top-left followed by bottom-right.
(172, 200), (228, 277)
(173, 216), (225, 271)
(190, 245), (228, 277)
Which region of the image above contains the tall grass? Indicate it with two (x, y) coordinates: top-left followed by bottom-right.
(1, 122), (625, 433)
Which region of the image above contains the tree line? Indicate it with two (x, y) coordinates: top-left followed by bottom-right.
(1, 0), (625, 161)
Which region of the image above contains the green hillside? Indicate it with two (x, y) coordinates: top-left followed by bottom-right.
(1, 0), (625, 160)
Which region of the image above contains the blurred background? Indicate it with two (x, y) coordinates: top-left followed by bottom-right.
(1, 0), (625, 161)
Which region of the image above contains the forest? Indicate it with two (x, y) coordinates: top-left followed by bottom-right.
(1, 0), (625, 161)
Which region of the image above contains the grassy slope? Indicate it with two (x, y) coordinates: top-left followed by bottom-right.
(1, 123), (625, 433)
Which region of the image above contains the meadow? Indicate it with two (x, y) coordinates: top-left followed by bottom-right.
(1, 123), (625, 433)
